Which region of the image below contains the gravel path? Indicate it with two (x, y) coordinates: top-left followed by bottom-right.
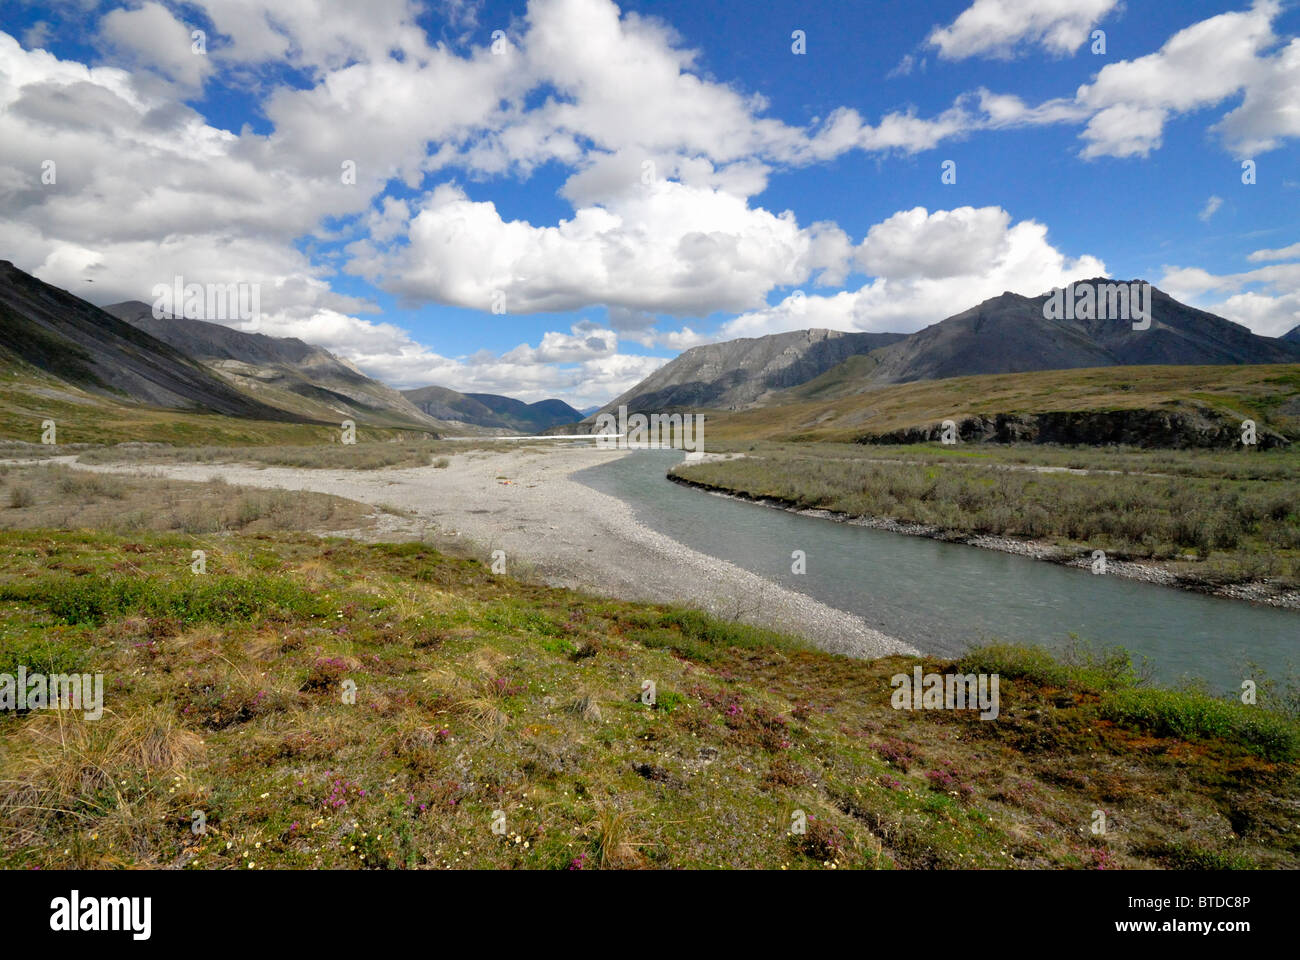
(54, 448), (915, 660)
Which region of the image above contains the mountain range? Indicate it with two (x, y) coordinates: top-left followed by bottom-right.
(591, 329), (905, 417)
(104, 300), (447, 431)
(402, 385), (583, 433)
(4, 261), (1298, 443)
(0, 261), (584, 437)
(586, 281), (1300, 424)
(864, 281), (1300, 384)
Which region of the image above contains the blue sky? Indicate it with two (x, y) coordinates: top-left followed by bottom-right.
(2, 0), (1298, 407)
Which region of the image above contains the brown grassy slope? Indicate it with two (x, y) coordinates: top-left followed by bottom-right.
(697, 364), (1300, 447)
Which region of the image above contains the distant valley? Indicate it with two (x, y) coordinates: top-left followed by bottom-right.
(4, 261), (1299, 450)
(401, 384), (583, 433)
(0, 262), (585, 441)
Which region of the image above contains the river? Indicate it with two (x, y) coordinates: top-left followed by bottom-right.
(575, 450), (1298, 690)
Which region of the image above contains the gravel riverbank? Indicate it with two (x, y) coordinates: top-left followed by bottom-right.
(45, 448), (916, 660)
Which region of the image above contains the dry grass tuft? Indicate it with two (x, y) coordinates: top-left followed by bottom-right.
(0, 705), (203, 832)
(567, 693), (603, 723)
(585, 803), (647, 869)
(461, 697), (509, 742)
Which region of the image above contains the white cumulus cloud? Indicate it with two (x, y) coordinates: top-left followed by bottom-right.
(928, 0), (1120, 60)
(722, 206), (1106, 339)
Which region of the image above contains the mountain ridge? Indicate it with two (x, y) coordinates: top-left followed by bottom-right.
(584, 328), (907, 424)
(0, 262), (296, 421)
(862, 280), (1300, 385)
(587, 281), (1300, 421)
(402, 385), (583, 433)
(104, 300), (449, 431)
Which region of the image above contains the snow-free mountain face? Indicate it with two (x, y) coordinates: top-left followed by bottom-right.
(861, 281), (1300, 385)
(8, 260), (1295, 444)
(402, 385), (583, 433)
(592, 282), (1300, 420)
(104, 300), (450, 431)
(587, 329), (907, 420)
(0, 261), (291, 420)
(0, 262), (592, 436)
(116, 297), (585, 433)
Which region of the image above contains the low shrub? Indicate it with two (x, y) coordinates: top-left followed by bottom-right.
(1100, 688), (1300, 762)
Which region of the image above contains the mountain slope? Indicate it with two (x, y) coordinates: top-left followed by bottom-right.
(465, 393), (584, 431)
(105, 301), (446, 431)
(588, 328), (907, 421)
(1284, 324), (1300, 343)
(401, 385), (503, 427)
(863, 281), (1300, 385)
(595, 282), (1300, 426)
(0, 261), (292, 420)
(402, 385), (583, 433)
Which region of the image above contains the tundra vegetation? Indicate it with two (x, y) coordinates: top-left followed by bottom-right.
(0, 508), (1296, 869)
(73, 440), (529, 470)
(0, 463), (377, 534)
